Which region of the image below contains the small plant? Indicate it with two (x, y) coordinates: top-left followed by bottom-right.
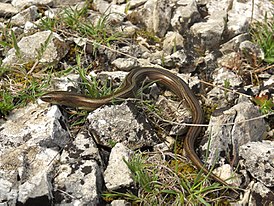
(250, 13), (274, 63)
(103, 152), (235, 205)
(0, 77), (50, 116)
(74, 53), (113, 97)
(253, 95), (274, 114)
(0, 90), (15, 116)
(223, 79), (231, 98)
(11, 30), (21, 58)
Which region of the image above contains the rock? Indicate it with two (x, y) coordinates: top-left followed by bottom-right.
(239, 140), (274, 187)
(190, 17), (225, 50)
(213, 164), (241, 185)
(163, 50), (187, 68)
(10, 5), (38, 26)
(92, 0), (126, 23)
(0, 145), (59, 205)
(111, 57), (138, 71)
(217, 52), (242, 70)
(2, 31), (69, 67)
(177, 73), (200, 89)
(162, 31), (184, 55)
(0, 2), (18, 17)
(47, 73), (81, 92)
(201, 100), (266, 168)
(11, 0), (54, 9)
(104, 143), (133, 190)
(239, 40), (265, 64)
(0, 102), (70, 151)
(212, 67), (242, 87)
(170, 0), (200, 33)
(249, 182), (274, 205)
(140, 0), (172, 37)
(53, 131), (103, 205)
(127, 0), (147, 9)
(23, 21), (38, 33)
(115, 21), (139, 36)
(111, 199), (131, 206)
(155, 95), (192, 136)
(206, 0), (232, 17)
(87, 102), (160, 149)
(206, 67), (243, 107)
(220, 33), (250, 54)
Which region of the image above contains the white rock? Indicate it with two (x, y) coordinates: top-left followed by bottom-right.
(11, 0), (54, 9)
(104, 143), (133, 190)
(202, 100), (266, 168)
(239, 140), (274, 187)
(0, 2), (18, 17)
(10, 5), (38, 26)
(88, 102), (160, 149)
(2, 31), (69, 67)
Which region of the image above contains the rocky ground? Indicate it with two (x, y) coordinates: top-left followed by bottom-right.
(0, 0), (274, 205)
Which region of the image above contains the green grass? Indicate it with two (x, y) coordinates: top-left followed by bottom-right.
(38, 2), (122, 48)
(0, 76), (50, 116)
(103, 152), (236, 205)
(251, 13), (274, 63)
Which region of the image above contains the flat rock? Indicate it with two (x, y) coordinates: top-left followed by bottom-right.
(201, 99), (266, 168)
(54, 131), (102, 205)
(104, 143), (133, 190)
(87, 101), (160, 149)
(2, 30), (69, 67)
(0, 3), (18, 17)
(239, 140), (274, 187)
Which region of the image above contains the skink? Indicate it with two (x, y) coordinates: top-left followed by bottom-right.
(41, 67), (237, 192)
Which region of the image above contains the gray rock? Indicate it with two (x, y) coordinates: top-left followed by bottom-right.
(177, 73), (200, 89)
(239, 140), (274, 187)
(23, 21), (38, 33)
(206, 0), (232, 17)
(0, 102), (70, 151)
(88, 102), (160, 149)
(11, 0), (54, 9)
(2, 31), (69, 67)
(206, 67), (243, 107)
(111, 199), (131, 206)
(190, 17), (225, 50)
(127, 0), (147, 9)
(220, 33), (250, 54)
(155, 95), (192, 136)
(92, 0), (126, 23)
(249, 182), (274, 205)
(217, 52), (242, 70)
(54, 131), (102, 205)
(0, 2), (18, 17)
(104, 143), (133, 190)
(170, 0), (200, 33)
(163, 31), (184, 55)
(10, 5), (38, 26)
(201, 100), (266, 168)
(48, 73), (81, 92)
(239, 40), (265, 64)
(0, 145), (59, 204)
(212, 67), (242, 87)
(17, 148), (58, 203)
(164, 50), (187, 68)
(112, 58), (138, 71)
(115, 21), (139, 36)
(141, 0), (172, 37)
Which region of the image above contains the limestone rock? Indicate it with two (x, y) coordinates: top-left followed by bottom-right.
(87, 102), (160, 149)
(201, 100), (266, 168)
(104, 143), (133, 190)
(2, 31), (69, 67)
(239, 140), (274, 187)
